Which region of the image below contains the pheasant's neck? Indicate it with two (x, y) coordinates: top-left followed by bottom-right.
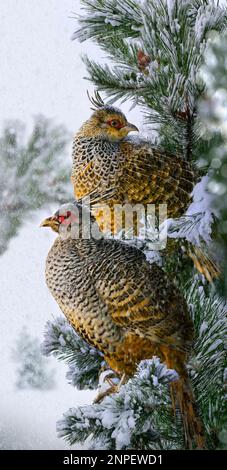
(77, 119), (104, 138)
(57, 234), (101, 253)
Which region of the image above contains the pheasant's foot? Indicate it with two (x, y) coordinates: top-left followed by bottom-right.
(93, 384), (118, 403)
(99, 369), (119, 386)
(94, 373), (127, 404)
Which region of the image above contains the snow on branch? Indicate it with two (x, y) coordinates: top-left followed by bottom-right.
(42, 317), (105, 390)
(57, 358), (180, 450)
(166, 176), (216, 246)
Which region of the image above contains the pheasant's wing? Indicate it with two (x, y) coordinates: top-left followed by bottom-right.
(71, 144), (121, 202)
(119, 141), (197, 218)
(94, 240), (193, 351)
(72, 136), (197, 218)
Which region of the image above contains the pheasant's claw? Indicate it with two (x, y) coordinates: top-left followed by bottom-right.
(98, 369), (119, 386)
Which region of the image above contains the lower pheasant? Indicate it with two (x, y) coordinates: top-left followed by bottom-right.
(41, 202), (205, 449)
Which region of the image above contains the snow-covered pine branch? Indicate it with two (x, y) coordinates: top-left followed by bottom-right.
(166, 175), (216, 247)
(42, 317), (105, 390)
(185, 280), (226, 447)
(57, 358), (181, 450)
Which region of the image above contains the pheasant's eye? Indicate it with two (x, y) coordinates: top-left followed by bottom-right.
(108, 119), (122, 129)
(58, 212), (72, 224)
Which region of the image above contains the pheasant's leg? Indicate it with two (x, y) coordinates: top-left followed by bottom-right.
(118, 372), (126, 388)
(93, 384), (117, 403)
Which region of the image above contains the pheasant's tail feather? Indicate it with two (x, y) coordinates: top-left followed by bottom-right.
(161, 348), (206, 449)
(188, 245), (220, 283)
(171, 374), (206, 449)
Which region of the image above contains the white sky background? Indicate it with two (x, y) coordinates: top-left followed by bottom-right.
(0, 0), (94, 132)
(0, 0), (140, 132)
(0, 0), (142, 450)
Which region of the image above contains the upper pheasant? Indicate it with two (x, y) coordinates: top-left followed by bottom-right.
(71, 97), (220, 281)
(71, 97), (197, 233)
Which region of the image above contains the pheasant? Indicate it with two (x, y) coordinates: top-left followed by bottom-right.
(71, 99), (196, 231)
(41, 202), (205, 449)
(71, 95), (219, 281)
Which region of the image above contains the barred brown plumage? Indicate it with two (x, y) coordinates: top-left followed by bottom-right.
(41, 203), (205, 449)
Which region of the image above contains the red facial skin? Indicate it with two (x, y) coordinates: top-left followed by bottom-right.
(106, 119), (124, 129)
(57, 211), (74, 225)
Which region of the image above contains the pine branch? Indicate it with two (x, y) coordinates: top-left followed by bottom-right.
(73, 0), (142, 43)
(42, 317), (105, 390)
(186, 280), (227, 448)
(57, 358), (182, 450)
(74, 0), (227, 157)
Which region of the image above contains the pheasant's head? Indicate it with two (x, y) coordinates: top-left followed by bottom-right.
(40, 204), (75, 234)
(40, 202), (99, 238)
(78, 106), (138, 141)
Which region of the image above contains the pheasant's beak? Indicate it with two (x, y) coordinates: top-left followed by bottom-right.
(40, 216), (59, 231)
(125, 122), (139, 133)
(40, 217), (53, 227)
